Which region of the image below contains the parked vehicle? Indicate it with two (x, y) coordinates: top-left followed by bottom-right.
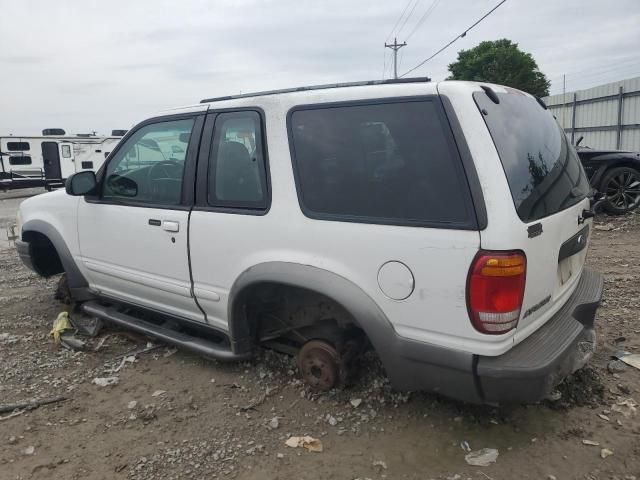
(15, 79), (603, 404)
(575, 137), (640, 214)
(0, 129), (126, 191)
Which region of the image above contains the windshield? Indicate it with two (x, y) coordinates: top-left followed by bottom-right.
(474, 89), (591, 222)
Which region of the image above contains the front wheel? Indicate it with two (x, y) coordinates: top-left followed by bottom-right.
(600, 166), (640, 214)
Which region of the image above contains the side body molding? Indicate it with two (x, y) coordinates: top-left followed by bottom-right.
(22, 219), (89, 292)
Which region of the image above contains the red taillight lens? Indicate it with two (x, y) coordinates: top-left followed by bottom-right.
(467, 250), (526, 335)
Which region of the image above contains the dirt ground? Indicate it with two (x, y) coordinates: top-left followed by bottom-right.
(1, 191), (639, 480)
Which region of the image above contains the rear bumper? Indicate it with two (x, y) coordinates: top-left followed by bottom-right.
(384, 269), (603, 404)
(477, 268), (603, 403)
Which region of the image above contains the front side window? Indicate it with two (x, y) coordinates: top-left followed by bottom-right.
(207, 111), (268, 209)
(61, 145), (72, 158)
(7, 142), (30, 151)
(289, 100), (472, 226)
(102, 118), (194, 205)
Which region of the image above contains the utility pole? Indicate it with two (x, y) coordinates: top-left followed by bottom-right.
(385, 37), (407, 79)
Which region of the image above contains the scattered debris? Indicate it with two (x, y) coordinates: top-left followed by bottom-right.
(0, 395), (66, 414)
(611, 398), (638, 417)
(597, 413), (610, 421)
(151, 390), (166, 397)
(22, 445), (35, 456)
(350, 398), (363, 408)
(92, 377), (119, 387)
(69, 310), (103, 337)
(600, 448), (614, 459)
(60, 334), (87, 351)
(0, 410), (25, 422)
(49, 311), (72, 343)
(239, 386), (280, 412)
(460, 441), (471, 452)
(127, 401), (138, 410)
(464, 448), (498, 466)
(269, 417), (279, 429)
(615, 351), (640, 370)
(372, 460), (387, 471)
(8, 436), (17, 445)
(607, 359), (628, 374)
(284, 436), (323, 452)
(594, 223), (614, 231)
(582, 439), (600, 446)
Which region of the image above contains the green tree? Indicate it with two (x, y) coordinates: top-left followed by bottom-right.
(447, 39), (550, 97)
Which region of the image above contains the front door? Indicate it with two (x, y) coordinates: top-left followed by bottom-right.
(42, 141), (62, 179)
(77, 115), (205, 322)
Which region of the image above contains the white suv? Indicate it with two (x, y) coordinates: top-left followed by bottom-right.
(16, 79), (603, 404)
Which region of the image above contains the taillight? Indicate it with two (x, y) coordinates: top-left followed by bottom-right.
(466, 250), (526, 335)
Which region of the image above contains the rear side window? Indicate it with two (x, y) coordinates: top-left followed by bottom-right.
(7, 142), (30, 151)
(474, 90), (591, 222)
(288, 99), (473, 227)
(207, 111), (268, 209)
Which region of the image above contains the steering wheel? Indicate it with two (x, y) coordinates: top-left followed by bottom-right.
(147, 160), (183, 201)
(147, 160), (182, 182)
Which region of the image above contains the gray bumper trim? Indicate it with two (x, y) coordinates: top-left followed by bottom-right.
(477, 268), (603, 403)
(385, 268), (603, 404)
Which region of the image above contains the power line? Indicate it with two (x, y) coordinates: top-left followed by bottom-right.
(395, 0), (422, 39)
(386, 0), (414, 42)
(400, 0), (508, 78)
(405, 0), (442, 41)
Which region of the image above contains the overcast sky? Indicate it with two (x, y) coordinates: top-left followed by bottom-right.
(1, 0), (639, 135)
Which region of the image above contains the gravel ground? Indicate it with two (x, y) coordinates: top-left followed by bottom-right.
(0, 192), (639, 479)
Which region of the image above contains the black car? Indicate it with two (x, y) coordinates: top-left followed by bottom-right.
(576, 137), (640, 214)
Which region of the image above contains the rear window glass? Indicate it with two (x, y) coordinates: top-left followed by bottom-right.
(289, 100), (473, 227)
(474, 90), (590, 222)
(7, 142), (30, 151)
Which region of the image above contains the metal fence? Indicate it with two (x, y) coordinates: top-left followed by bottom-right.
(543, 76), (640, 151)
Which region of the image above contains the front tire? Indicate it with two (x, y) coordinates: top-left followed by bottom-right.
(600, 166), (640, 214)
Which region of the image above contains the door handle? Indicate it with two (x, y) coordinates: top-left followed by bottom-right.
(162, 220), (180, 232)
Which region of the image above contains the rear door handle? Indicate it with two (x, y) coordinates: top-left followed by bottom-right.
(162, 220), (180, 232)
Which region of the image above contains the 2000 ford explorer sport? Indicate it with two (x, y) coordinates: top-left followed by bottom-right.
(16, 79), (603, 404)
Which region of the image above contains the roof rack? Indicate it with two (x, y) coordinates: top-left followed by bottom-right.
(199, 77), (431, 104)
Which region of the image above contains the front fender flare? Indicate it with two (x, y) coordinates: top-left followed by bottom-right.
(22, 219), (88, 290)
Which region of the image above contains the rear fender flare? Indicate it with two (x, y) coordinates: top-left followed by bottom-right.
(227, 262), (394, 357)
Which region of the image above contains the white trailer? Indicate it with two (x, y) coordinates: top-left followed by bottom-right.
(0, 129), (126, 190)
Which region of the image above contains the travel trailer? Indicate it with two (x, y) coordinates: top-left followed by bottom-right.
(0, 129), (126, 190)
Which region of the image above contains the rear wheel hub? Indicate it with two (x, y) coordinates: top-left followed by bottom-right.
(297, 340), (341, 391)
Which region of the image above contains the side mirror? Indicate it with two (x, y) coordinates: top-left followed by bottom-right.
(65, 171), (97, 196)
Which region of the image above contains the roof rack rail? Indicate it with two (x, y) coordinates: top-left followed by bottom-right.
(199, 77), (431, 104)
